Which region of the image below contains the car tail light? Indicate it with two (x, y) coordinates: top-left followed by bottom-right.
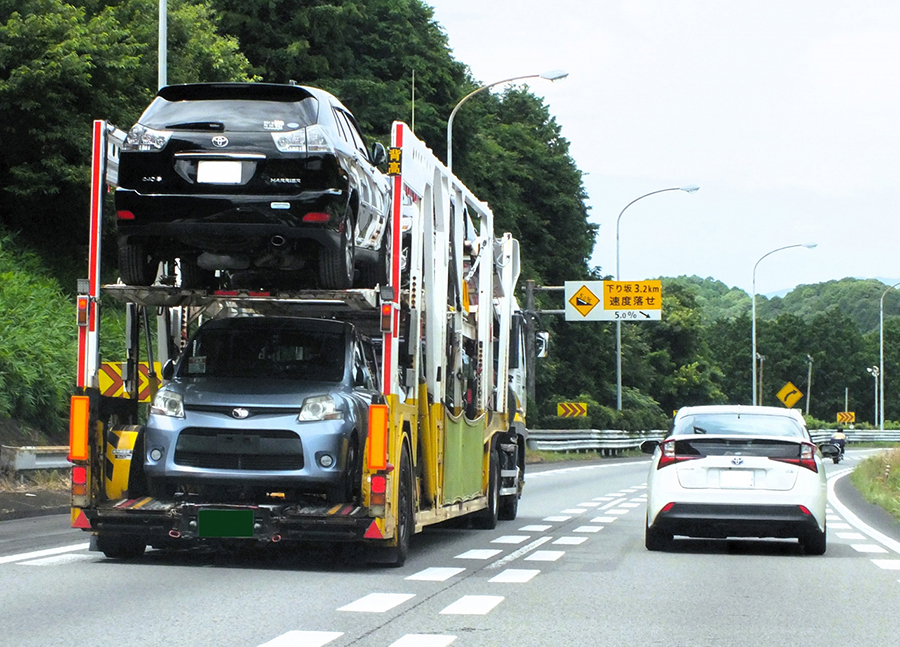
(271, 125), (336, 154)
(117, 210), (135, 220)
(770, 442), (819, 473)
(656, 439), (701, 469)
(122, 125), (172, 152)
(302, 212), (331, 223)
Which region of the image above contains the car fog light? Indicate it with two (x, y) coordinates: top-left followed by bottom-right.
(318, 453), (335, 468)
(149, 448), (163, 461)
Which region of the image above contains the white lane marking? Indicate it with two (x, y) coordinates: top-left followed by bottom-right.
(0, 543), (90, 565)
(592, 497), (613, 501)
(826, 515), (842, 522)
(338, 593), (415, 613)
(455, 549), (503, 560)
(491, 535), (531, 545)
(836, 532), (866, 540)
(852, 544), (889, 554)
(526, 460), (649, 478)
(20, 554), (95, 567)
(489, 568), (540, 583)
(543, 515), (572, 522)
(829, 523), (852, 530)
(607, 509), (631, 515)
(620, 489), (639, 493)
(485, 536), (552, 570)
(440, 595), (504, 615)
(519, 524), (552, 532)
(577, 502), (601, 507)
(591, 516), (617, 523)
(573, 526), (604, 533)
(554, 536), (588, 545)
(872, 560), (900, 570)
(828, 470), (900, 554)
(389, 636), (456, 647)
(257, 631), (343, 647)
(406, 567), (465, 582)
(600, 498), (628, 510)
(631, 497), (647, 502)
(620, 502), (642, 508)
(524, 550), (565, 562)
(561, 508), (587, 514)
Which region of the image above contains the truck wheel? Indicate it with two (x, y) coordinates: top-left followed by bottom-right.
(320, 215), (355, 289)
(474, 449), (499, 529)
(118, 239), (156, 286)
(498, 476), (519, 521)
(96, 533), (146, 559)
(385, 446), (413, 567)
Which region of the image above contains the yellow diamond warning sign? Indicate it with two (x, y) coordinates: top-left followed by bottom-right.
(568, 284), (600, 318)
(776, 381), (803, 408)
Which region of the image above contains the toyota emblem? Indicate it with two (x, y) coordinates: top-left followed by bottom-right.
(731, 457), (744, 466)
(212, 135), (229, 148)
(232, 407), (249, 419)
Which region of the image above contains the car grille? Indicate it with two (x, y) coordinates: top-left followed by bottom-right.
(174, 428), (303, 471)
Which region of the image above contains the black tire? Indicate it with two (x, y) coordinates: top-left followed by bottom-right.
(474, 449), (500, 529)
(832, 456), (840, 464)
(179, 258), (216, 290)
(96, 533), (146, 559)
(645, 517), (671, 551)
(385, 445), (414, 567)
(118, 239), (156, 286)
(319, 217), (355, 289)
(498, 488), (519, 521)
(801, 526), (827, 555)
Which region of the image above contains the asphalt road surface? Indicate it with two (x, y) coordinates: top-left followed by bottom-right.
(2, 451), (899, 647)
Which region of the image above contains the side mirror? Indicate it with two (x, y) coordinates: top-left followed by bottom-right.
(535, 331), (550, 358)
(162, 359), (175, 381)
(818, 443), (839, 457)
(371, 142), (387, 166)
(640, 440), (659, 455)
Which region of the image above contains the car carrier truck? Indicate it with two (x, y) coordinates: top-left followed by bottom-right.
(69, 119), (533, 565)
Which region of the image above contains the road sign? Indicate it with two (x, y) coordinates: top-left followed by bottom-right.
(776, 381), (803, 408)
(557, 402), (588, 418)
(99, 362), (161, 403)
(837, 412), (856, 423)
(564, 280), (663, 321)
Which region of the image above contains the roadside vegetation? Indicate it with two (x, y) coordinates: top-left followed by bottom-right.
(850, 449), (900, 523)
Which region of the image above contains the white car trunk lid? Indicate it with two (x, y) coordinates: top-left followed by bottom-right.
(673, 437), (803, 491)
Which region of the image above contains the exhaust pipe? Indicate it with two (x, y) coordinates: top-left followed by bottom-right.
(270, 235), (286, 247)
(271, 534), (282, 543)
(168, 530), (181, 538)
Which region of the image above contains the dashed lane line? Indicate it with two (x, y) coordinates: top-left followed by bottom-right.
(0, 543), (90, 565)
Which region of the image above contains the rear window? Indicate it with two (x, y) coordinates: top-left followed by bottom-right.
(672, 413), (806, 439)
(139, 97), (319, 132)
(179, 326), (346, 382)
(673, 437), (804, 458)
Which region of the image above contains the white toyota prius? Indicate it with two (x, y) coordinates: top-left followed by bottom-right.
(641, 405), (839, 554)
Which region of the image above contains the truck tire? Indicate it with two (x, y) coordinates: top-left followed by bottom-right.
(96, 533), (146, 560)
(385, 445), (414, 567)
(118, 239), (156, 286)
(474, 449), (499, 529)
(498, 481), (519, 521)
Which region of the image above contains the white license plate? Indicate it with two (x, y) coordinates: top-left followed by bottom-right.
(719, 469), (753, 488)
(197, 160), (242, 184)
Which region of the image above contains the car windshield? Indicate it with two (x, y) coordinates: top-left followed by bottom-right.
(673, 413), (806, 438)
(179, 326), (346, 382)
(139, 97), (319, 132)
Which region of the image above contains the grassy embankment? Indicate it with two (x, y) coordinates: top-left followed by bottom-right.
(850, 448), (900, 523)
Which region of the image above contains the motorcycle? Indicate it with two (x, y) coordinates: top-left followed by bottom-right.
(829, 441), (845, 464)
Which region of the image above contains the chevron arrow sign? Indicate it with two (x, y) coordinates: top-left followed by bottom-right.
(557, 402), (588, 418)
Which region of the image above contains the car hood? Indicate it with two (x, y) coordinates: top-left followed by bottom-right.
(174, 377), (343, 408)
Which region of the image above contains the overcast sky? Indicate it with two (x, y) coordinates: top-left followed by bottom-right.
(426, 0), (900, 295)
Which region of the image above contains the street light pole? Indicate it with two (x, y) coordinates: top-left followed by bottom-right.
(867, 366), (880, 426)
(751, 243), (817, 405)
(879, 282), (899, 430)
(158, 0), (167, 90)
(446, 70), (568, 175)
(806, 354), (813, 416)
(615, 185), (699, 410)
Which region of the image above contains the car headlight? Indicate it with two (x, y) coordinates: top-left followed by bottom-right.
(123, 124), (172, 152)
(150, 389), (184, 418)
(298, 395), (343, 422)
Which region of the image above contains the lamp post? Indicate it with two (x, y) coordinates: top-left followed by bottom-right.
(751, 243), (816, 405)
(446, 70), (568, 174)
(867, 366), (880, 426)
(806, 354), (813, 416)
(879, 282), (900, 429)
(615, 185), (700, 410)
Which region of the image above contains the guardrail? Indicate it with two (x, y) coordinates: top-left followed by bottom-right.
(527, 429), (900, 456)
(0, 446), (70, 475)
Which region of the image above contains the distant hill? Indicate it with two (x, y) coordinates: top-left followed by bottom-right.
(663, 275), (900, 332)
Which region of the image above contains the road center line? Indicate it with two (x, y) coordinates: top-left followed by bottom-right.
(600, 498), (627, 510)
(485, 536), (552, 570)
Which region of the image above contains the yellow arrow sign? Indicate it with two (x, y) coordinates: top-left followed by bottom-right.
(837, 412), (856, 423)
(557, 402), (588, 418)
(776, 381), (803, 408)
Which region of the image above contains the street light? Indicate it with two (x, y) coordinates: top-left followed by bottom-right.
(751, 243), (816, 405)
(879, 282), (900, 429)
(446, 69), (568, 174)
(867, 366), (880, 426)
(806, 354), (813, 416)
(615, 185), (700, 410)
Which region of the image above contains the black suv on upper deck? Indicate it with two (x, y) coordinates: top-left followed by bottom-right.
(115, 83), (390, 290)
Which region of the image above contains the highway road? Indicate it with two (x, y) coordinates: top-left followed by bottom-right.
(1, 452), (899, 647)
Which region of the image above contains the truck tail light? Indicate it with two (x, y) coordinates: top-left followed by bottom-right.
(380, 303), (392, 333)
(71, 466), (88, 496)
(370, 474), (387, 507)
(367, 404), (389, 471)
(76, 296), (90, 327)
(69, 395), (90, 462)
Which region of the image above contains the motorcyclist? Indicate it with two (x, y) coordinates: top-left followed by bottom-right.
(831, 427), (847, 458)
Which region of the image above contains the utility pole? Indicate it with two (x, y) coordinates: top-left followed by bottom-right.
(806, 354), (813, 416)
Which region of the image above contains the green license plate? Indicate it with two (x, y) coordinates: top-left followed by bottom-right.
(198, 509), (254, 538)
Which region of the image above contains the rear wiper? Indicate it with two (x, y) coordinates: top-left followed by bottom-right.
(165, 122), (225, 131)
